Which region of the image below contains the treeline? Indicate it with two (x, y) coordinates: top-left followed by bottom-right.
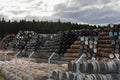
(0, 18), (102, 38)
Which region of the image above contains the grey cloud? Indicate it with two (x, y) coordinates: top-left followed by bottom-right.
(53, 0), (120, 24)
(24, 15), (60, 22)
(0, 7), (4, 11)
(24, 15), (40, 20)
(25, 0), (34, 3)
(10, 10), (30, 15)
(28, 1), (43, 9)
(0, 14), (8, 20)
(35, 1), (43, 7)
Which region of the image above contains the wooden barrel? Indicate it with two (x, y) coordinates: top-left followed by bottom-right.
(87, 61), (93, 73)
(62, 72), (69, 80)
(70, 45), (80, 49)
(106, 60), (117, 73)
(69, 72), (76, 80)
(91, 61), (98, 73)
(64, 53), (80, 58)
(73, 62), (77, 72)
(68, 61), (74, 71)
(52, 70), (59, 80)
(80, 37), (84, 41)
(74, 41), (80, 45)
(67, 49), (80, 53)
(98, 52), (114, 58)
(89, 40), (93, 44)
(94, 41), (97, 45)
(93, 48), (97, 53)
(85, 41), (89, 45)
(89, 44), (93, 48)
(58, 70), (64, 80)
(80, 62), (88, 73)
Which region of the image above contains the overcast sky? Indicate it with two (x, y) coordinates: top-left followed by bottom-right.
(0, 0), (120, 25)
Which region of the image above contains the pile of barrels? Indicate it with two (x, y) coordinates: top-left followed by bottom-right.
(34, 33), (61, 59)
(62, 24), (120, 60)
(39, 33), (61, 52)
(0, 34), (15, 50)
(52, 59), (120, 80)
(58, 30), (80, 56)
(37, 30), (80, 59)
(62, 29), (99, 60)
(11, 31), (40, 51)
(97, 24), (120, 59)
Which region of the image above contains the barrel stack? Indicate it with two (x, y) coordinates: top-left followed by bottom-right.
(52, 24), (120, 80)
(0, 34), (15, 50)
(97, 24), (120, 59)
(52, 59), (120, 80)
(61, 29), (99, 61)
(35, 33), (61, 59)
(37, 30), (80, 59)
(38, 33), (61, 53)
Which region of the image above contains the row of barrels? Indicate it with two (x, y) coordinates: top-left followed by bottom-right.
(101, 24), (120, 32)
(0, 34), (15, 49)
(97, 25), (120, 59)
(39, 33), (61, 53)
(59, 29), (100, 56)
(52, 70), (120, 80)
(99, 31), (120, 37)
(68, 60), (120, 74)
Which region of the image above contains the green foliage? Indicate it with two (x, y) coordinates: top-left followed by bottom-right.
(0, 18), (99, 38)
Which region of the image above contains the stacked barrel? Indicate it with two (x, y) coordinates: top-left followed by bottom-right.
(58, 30), (80, 56)
(0, 34), (15, 50)
(11, 31), (42, 52)
(38, 33), (61, 52)
(97, 24), (120, 59)
(52, 59), (120, 80)
(62, 29), (99, 61)
(37, 30), (80, 59)
(33, 33), (61, 59)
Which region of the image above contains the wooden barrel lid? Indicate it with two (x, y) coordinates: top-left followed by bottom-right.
(80, 45), (83, 49)
(94, 41), (97, 45)
(89, 40), (93, 44)
(118, 36), (120, 40)
(111, 40), (115, 44)
(93, 48), (97, 53)
(115, 49), (119, 53)
(109, 32), (113, 36)
(52, 70), (59, 80)
(80, 37), (84, 41)
(84, 37), (89, 41)
(85, 41), (88, 45)
(62, 72), (69, 80)
(109, 53), (115, 59)
(89, 44), (93, 48)
(114, 32), (118, 36)
(94, 36), (98, 41)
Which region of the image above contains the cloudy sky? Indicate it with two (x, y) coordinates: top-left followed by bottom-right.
(0, 0), (120, 25)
